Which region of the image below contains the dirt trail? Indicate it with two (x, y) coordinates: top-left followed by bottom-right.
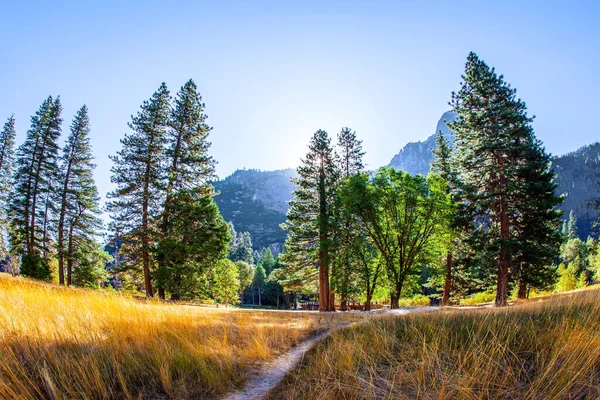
(223, 306), (438, 400)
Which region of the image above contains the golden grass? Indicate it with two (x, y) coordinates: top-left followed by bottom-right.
(0, 274), (360, 399)
(274, 288), (600, 399)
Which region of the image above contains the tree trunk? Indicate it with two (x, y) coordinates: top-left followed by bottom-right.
(495, 199), (510, 307)
(390, 293), (399, 309)
(517, 273), (528, 300)
(341, 299), (347, 311)
(318, 167), (330, 312)
(258, 289), (262, 306)
(158, 287), (165, 299)
(67, 223), (74, 286)
(329, 292), (335, 311)
(442, 251), (452, 306)
(365, 288), (372, 312)
(141, 154), (154, 298)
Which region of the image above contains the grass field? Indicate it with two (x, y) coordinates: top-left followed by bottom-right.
(273, 287), (600, 399)
(0, 274), (361, 399)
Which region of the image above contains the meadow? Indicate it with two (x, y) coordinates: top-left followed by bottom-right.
(273, 287), (600, 399)
(0, 274), (360, 399)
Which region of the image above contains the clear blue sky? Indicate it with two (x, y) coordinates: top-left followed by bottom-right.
(1, 0), (599, 210)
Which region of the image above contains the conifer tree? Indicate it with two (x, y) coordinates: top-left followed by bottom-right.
(107, 83), (171, 297)
(157, 79), (215, 297)
(252, 263), (266, 306)
(0, 116), (16, 259)
(281, 130), (338, 311)
(10, 96), (62, 272)
(56, 105), (103, 285)
(260, 247), (275, 276)
(332, 127), (364, 310)
(450, 52), (562, 306)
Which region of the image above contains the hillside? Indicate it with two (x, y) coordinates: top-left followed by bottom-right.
(213, 169), (297, 253)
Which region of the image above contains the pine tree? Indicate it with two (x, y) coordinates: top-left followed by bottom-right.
(107, 83), (171, 297)
(333, 127), (364, 311)
(10, 96), (62, 272)
(281, 130), (338, 311)
(567, 210), (578, 239)
(56, 105), (103, 285)
(229, 230), (254, 265)
(260, 247), (275, 276)
(157, 79), (215, 298)
(252, 263), (266, 306)
(0, 116), (16, 259)
(450, 52), (559, 306)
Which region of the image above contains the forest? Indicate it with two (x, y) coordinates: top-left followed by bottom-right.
(1, 52), (600, 311)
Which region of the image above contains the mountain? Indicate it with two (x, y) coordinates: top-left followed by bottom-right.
(213, 168), (297, 254)
(552, 143), (600, 238)
(388, 111), (457, 175)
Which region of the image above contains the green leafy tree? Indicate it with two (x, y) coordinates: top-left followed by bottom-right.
(211, 259), (240, 306)
(154, 190), (231, 300)
(157, 79), (215, 298)
(0, 116), (16, 260)
(107, 83), (171, 297)
(450, 52), (562, 306)
(341, 168), (453, 308)
(235, 260), (254, 302)
(56, 105), (103, 285)
(10, 96), (62, 271)
(281, 130), (338, 311)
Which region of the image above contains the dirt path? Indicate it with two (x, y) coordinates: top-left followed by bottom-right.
(223, 306), (438, 400)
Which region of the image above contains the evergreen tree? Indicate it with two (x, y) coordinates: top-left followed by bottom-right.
(281, 130), (338, 311)
(154, 190), (231, 300)
(252, 264), (266, 306)
(567, 210), (578, 239)
(72, 241), (111, 289)
(107, 83), (171, 297)
(157, 79), (215, 298)
(56, 105), (103, 285)
(10, 96), (62, 269)
(450, 52), (561, 306)
(260, 247), (275, 276)
(229, 230), (254, 265)
(0, 116), (16, 259)
(332, 127), (364, 310)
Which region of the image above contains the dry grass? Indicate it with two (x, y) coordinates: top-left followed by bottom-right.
(0, 274), (360, 399)
(274, 288), (600, 399)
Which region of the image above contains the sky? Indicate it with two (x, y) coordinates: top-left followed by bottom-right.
(1, 0), (599, 210)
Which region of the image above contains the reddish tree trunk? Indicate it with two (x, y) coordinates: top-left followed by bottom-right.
(495, 199), (510, 307)
(442, 251), (452, 306)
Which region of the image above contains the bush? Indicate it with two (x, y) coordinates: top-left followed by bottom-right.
(460, 291), (495, 305)
(398, 294), (430, 306)
(20, 253), (51, 281)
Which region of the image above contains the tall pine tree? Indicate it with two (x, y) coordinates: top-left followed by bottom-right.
(0, 116), (16, 259)
(450, 52), (561, 306)
(10, 96), (62, 276)
(281, 130), (338, 311)
(332, 127), (364, 311)
(57, 105), (103, 285)
(108, 83), (171, 297)
(156, 79), (216, 298)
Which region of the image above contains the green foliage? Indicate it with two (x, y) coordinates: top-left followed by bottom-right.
(210, 259), (240, 306)
(0, 115), (16, 258)
(460, 291), (496, 306)
(252, 264), (266, 305)
(397, 294), (430, 307)
(20, 253), (51, 281)
(228, 227), (254, 265)
(235, 260), (254, 296)
(341, 168), (453, 308)
(260, 248), (275, 275)
(10, 96), (62, 258)
(155, 191), (231, 300)
(556, 263), (578, 293)
(72, 243), (111, 289)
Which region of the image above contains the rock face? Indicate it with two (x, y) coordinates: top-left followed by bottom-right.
(388, 111), (457, 175)
(213, 169), (297, 253)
